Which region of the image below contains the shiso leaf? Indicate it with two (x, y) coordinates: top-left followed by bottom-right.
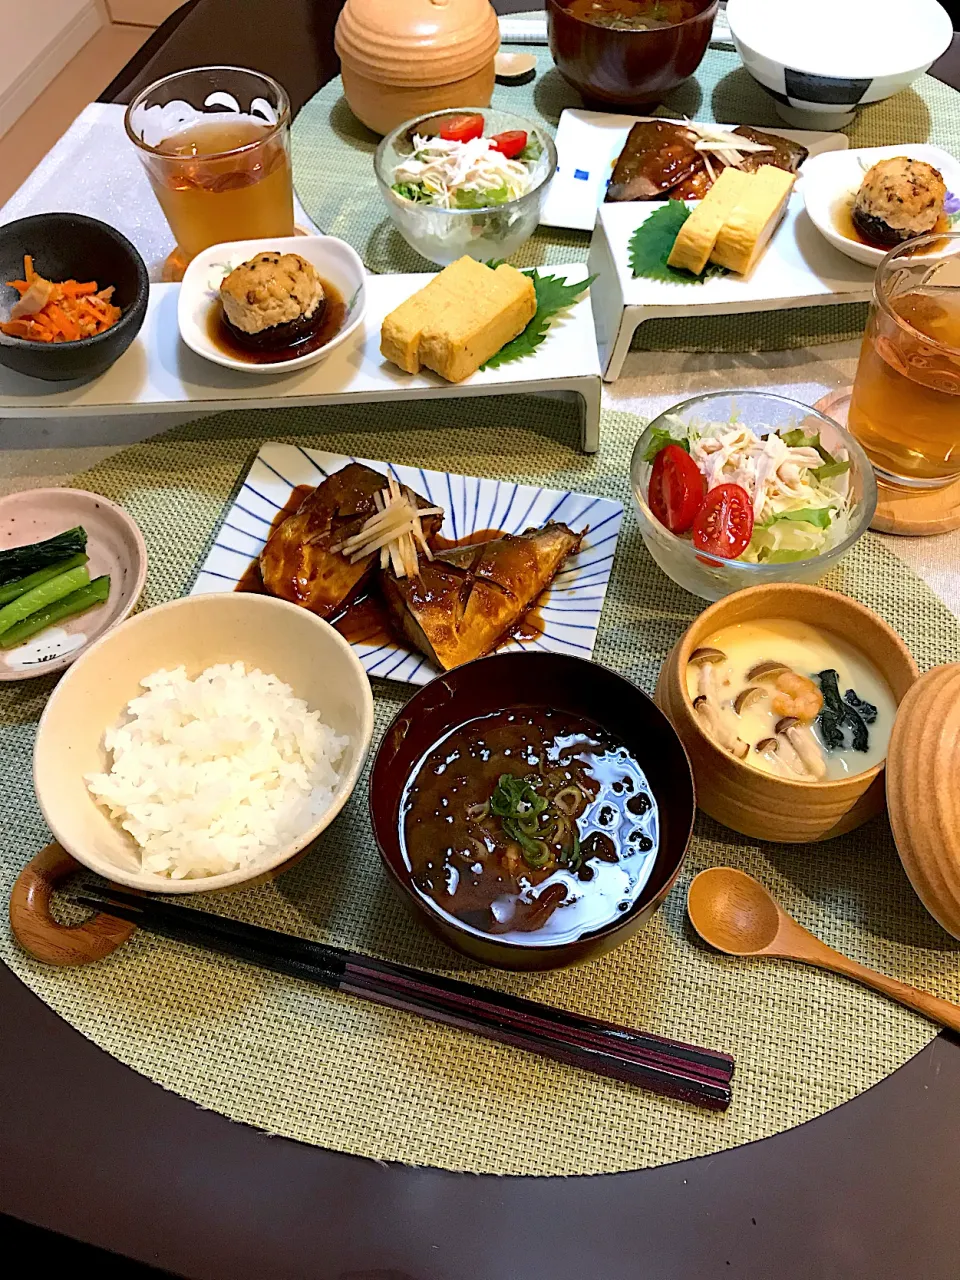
(481, 270), (597, 369)
(627, 201), (728, 284)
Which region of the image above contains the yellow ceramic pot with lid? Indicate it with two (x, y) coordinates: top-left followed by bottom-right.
(335, 0), (500, 136)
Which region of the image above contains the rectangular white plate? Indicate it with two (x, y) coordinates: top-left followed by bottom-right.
(601, 193), (875, 309)
(190, 444), (623, 687)
(0, 266), (601, 450)
(587, 191), (876, 380)
(540, 110), (850, 231)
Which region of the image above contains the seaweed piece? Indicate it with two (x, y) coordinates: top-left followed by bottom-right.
(817, 668), (844, 714)
(817, 707), (847, 751)
(815, 669), (870, 753)
(844, 688), (878, 724)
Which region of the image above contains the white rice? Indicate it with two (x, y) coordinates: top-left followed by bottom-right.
(85, 662), (349, 880)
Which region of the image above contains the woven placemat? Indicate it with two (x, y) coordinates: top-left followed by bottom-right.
(291, 45), (960, 353)
(1, 396), (957, 1176)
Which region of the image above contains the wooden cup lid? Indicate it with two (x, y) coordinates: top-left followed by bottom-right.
(886, 663), (960, 941)
(335, 0), (500, 88)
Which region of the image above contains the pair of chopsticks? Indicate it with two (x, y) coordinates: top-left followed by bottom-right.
(74, 887), (734, 1111)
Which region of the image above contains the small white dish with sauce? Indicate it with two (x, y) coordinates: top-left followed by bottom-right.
(177, 234), (367, 374)
(802, 143), (960, 267)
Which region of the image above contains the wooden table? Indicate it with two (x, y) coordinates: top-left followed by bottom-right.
(3, 3), (960, 1275)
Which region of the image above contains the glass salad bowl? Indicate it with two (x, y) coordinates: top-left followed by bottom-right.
(373, 107), (557, 266)
(630, 391), (877, 602)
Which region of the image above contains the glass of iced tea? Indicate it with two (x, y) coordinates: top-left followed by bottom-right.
(125, 66), (294, 272)
(847, 232), (960, 489)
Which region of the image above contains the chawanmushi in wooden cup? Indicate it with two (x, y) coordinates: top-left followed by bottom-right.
(655, 584), (919, 844)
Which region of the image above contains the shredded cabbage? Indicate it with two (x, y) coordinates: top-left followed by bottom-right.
(392, 134), (535, 210)
(649, 414), (854, 563)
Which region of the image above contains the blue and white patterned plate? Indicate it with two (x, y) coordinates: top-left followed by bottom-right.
(190, 444), (623, 686)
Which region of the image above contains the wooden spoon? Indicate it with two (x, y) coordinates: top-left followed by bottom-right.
(688, 867), (960, 1033)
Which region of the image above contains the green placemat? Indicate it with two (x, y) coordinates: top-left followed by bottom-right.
(291, 45), (960, 352)
(2, 397), (957, 1176)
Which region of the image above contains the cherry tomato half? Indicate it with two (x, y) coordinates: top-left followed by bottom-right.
(439, 114), (485, 144)
(490, 130), (528, 159)
(692, 483), (755, 559)
(648, 444), (706, 535)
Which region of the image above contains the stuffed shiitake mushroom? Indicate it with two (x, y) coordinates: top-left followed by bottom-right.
(219, 251), (327, 352)
(852, 157), (947, 248)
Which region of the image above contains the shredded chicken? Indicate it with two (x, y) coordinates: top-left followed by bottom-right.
(691, 426), (834, 523)
(393, 134), (532, 209)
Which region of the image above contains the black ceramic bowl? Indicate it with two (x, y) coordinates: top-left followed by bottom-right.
(0, 213), (148, 383)
(370, 651), (696, 972)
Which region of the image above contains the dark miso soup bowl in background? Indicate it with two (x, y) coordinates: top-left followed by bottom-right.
(547, 0), (718, 112)
(0, 213), (148, 383)
(370, 651), (696, 971)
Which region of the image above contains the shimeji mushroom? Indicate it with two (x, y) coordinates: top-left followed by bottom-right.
(733, 686), (766, 715)
(689, 647), (749, 758)
(694, 696), (750, 759)
(775, 716), (827, 779)
(746, 660), (793, 683)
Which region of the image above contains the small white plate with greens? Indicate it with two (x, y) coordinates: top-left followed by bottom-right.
(0, 488), (146, 680)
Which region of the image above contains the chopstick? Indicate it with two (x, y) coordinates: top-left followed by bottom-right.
(73, 888), (734, 1111)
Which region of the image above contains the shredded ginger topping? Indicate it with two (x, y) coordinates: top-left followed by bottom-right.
(684, 120), (775, 174)
(392, 134), (533, 209)
(331, 477), (443, 579)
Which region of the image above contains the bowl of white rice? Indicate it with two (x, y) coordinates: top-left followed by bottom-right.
(33, 593), (374, 892)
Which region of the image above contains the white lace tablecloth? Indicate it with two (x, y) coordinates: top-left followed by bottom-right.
(0, 104), (957, 616)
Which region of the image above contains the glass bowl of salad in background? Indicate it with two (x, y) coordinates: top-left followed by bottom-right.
(373, 108), (557, 266)
(630, 391), (877, 602)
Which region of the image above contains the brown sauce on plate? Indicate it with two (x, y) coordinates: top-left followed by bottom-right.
(207, 277), (345, 364)
(329, 591), (395, 647)
(400, 708), (659, 944)
(234, 506), (549, 655)
(833, 196), (951, 254)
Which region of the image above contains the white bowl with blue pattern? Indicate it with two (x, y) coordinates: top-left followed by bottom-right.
(728, 0), (953, 130)
(191, 444), (623, 685)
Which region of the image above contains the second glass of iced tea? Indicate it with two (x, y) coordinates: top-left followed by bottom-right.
(847, 232), (960, 489)
(125, 66), (294, 271)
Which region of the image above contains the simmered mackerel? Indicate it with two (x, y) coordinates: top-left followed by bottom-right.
(381, 523), (582, 669)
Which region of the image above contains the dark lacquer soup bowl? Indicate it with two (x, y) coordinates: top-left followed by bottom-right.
(547, 0), (718, 112)
(370, 651), (696, 971)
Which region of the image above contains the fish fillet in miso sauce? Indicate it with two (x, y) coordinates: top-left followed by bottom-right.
(684, 619), (898, 781)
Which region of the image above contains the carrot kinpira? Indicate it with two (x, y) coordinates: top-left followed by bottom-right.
(0, 254), (121, 343)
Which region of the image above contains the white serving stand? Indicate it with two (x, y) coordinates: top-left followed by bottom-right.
(588, 197), (876, 381)
(0, 265), (603, 452)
